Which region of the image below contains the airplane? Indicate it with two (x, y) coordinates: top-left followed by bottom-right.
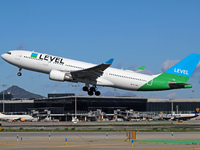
(1, 50), (200, 96)
(0, 113), (35, 122)
(162, 104), (200, 121)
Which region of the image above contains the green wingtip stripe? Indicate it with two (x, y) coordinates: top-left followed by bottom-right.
(137, 66), (145, 71)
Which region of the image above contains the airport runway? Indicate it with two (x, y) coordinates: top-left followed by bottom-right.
(1, 121), (200, 130)
(0, 132), (199, 150)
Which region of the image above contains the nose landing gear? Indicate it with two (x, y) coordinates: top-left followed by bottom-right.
(17, 68), (22, 76)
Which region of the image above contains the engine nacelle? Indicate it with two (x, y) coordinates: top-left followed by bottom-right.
(49, 70), (72, 81)
(20, 118), (25, 122)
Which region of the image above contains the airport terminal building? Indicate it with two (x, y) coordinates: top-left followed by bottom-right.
(0, 94), (199, 117)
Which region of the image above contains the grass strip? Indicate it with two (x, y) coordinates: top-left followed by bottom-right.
(135, 139), (200, 144)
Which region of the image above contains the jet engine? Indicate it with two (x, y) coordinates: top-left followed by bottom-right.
(20, 118), (25, 122)
(49, 70), (73, 81)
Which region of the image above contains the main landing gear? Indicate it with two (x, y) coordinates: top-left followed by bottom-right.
(83, 85), (101, 96)
(17, 68), (22, 76)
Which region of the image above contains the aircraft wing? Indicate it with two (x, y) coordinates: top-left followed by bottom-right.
(71, 58), (114, 80)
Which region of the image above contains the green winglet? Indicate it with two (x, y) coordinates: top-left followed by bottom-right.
(137, 66), (145, 71)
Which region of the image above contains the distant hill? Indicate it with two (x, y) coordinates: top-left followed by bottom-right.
(0, 85), (45, 99)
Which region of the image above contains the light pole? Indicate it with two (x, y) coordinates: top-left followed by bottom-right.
(1, 84), (7, 114)
(114, 88), (116, 97)
(171, 90), (174, 116)
(176, 105), (179, 114)
(72, 85), (79, 122)
(192, 90), (195, 99)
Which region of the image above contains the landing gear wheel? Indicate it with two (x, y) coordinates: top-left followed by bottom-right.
(90, 87), (96, 92)
(83, 85), (100, 96)
(88, 90), (93, 96)
(17, 72), (22, 76)
(95, 91), (100, 96)
(83, 86), (88, 91)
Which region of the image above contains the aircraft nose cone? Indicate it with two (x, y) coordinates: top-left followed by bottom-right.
(1, 54), (6, 60)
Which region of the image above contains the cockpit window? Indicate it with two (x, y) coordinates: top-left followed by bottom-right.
(7, 52), (11, 55)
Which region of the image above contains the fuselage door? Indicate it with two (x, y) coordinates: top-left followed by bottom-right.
(15, 52), (22, 60)
(147, 79), (153, 86)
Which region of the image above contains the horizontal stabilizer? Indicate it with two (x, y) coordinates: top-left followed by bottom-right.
(168, 82), (192, 89)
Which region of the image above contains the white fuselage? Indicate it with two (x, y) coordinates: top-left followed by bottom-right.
(0, 113), (34, 121)
(1, 50), (156, 91)
(166, 113), (198, 120)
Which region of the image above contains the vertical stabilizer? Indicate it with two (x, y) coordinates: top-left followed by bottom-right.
(165, 53), (200, 83)
(138, 53), (200, 91)
(194, 104), (200, 114)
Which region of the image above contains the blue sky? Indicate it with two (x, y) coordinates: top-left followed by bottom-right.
(1, 0), (200, 99)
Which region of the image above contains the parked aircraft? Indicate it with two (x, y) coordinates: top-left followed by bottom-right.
(0, 113), (35, 122)
(1, 50), (200, 96)
(163, 104), (200, 120)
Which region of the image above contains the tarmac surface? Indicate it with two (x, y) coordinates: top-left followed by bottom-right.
(0, 132), (200, 150)
(0, 121), (200, 149)
(1, 120), (200, 130)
